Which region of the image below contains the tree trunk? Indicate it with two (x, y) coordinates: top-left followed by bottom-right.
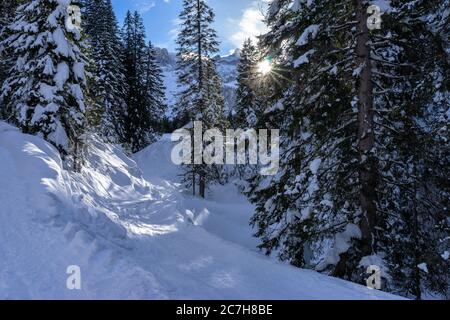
(196, 0), (205, 199)
(73, 139), (79, 172)
(412, 204), (422, 300)
(199, 174), (206, 198)
(356, 0), (377, 256)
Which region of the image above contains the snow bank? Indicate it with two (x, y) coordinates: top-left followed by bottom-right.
(133, 133), (403, 300)
(0, 122), (403, 299)
(0, 122), (165, 299)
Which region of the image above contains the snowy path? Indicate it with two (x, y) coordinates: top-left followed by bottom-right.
(0, 124), (402, 299)
(124, 136), (400, 299)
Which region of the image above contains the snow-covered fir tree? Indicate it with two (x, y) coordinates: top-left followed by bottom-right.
(0, 1), (23, 30)
(230, 38), (264, 181)
(0, 0), (90, 170)
(374, 0), (449, 298)
(143, 41), (167, 133)
(205, 58), (229, 185)
(204, 59), (227, 130)
(175, 0), (226, 198)
(175, 0), (219, 124)
(245, 0), (449, 298)
(83, 0), (128, 144)
(121, 11), (156, 153)
(0, 0), (25, 117)
(234, 38), (259, 129)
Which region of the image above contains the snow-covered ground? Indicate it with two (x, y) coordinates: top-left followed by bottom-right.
(0, 121), (403, 299)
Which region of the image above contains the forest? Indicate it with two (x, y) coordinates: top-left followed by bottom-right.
(0, 0), (448, 300)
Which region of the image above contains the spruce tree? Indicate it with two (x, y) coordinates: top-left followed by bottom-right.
(374, 0), (449, 298)
(0, 1), (22, 28)
(231, 39), (263, 181)
(0, 0), (89, 170)
(83, 0), (127, 144)
(235, 38), (259, 129)
(144, 41), (167, 133)
(0, 0), (25, 117)
(206, 58), (229, 185)
(175, 0), (225, 198)
(121, 11), (155, 153)
(246, 0), (449, 298)
(204, 59), (227, 130)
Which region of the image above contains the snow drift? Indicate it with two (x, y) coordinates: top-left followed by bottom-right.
(0, 121), (402, 299)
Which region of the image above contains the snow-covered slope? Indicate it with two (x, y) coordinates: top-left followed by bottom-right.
(0, 122), (164, 299)
(0, 122), (403, 299)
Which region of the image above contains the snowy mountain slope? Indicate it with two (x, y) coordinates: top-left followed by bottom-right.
(155, 48), (239, 117)
(0, 122), (403, 299)
(0, 122), (165, 299)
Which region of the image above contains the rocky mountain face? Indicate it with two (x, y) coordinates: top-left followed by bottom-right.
(154, 47), (240, 119)
(153, 47), (177, 67)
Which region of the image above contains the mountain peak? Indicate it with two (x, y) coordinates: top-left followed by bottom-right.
(153, 47), (177, 66)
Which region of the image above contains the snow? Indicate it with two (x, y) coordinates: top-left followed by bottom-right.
(310, 158), (322, 175)
(371, 0), (392, 13)
(30, 102), (59, 125)
(289, 0), (301, 12)
(43, 55), (55, 75)
(161, 66), (178, 113)
(293, 49), (315, 67)
(54, 62), (69, 89)
(296, 24), (320, 46)
(52, 27), (70, 57)
(417, 263), (429, 273)
(317, 224), (362, 270)
(39, 83), (57, 101)
(359, 254), (391, 282)
(73, 62), (85, 81)
(0, 122), (403, 299)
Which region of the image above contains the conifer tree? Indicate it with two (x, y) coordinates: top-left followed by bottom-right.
(0, 0), (25, 117)
(246, 0), (449, 298)
(143, 41), (167, 133)
(83, 0), (127, 143)
(175, 0), (225, 198)
(121, 11), (155, 153)
(374, 0), (449, 298)
(0, 0), (89, 171)
(235, 38), (259, 129)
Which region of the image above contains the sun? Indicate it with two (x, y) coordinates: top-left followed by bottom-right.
(258, 59), (272, 75)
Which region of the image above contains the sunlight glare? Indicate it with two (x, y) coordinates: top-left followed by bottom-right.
(258, 59), (272, 75)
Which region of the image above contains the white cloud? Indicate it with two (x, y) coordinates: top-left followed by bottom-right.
(230, 5), (268, 48)
(131, 0), (156, 14)
(168, 18), (181, 40)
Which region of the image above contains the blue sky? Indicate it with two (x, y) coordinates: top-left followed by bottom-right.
(111, 0), (268, 55)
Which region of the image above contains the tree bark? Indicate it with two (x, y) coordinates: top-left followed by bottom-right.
(199, 174), (206, 198)
(196, 0), (205, 197)
(356, 0), (377, 255)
